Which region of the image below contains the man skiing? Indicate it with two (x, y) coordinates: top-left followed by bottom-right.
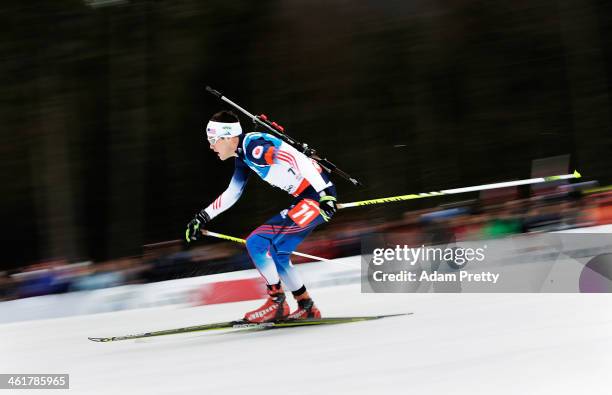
(186, 110), (337, 323)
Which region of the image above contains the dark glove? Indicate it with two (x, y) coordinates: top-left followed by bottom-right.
(318, 193), (337, 222)
(185, 210), (210, 243)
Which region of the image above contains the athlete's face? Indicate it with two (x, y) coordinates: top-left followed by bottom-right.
(210, 137), (238, 161)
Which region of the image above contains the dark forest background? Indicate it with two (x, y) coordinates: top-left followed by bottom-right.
(1, 0), (611, 269)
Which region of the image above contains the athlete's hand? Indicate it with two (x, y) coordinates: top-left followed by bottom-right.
(185, 210), (210, 243)
(318, 194), (337, 222)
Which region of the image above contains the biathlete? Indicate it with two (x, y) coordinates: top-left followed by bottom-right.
(186, 110), (337, 323)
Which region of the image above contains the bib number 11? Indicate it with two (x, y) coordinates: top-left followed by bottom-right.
(288, 199), (320, 227)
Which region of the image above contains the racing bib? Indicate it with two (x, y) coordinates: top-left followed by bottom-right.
(288, 199), (320, 227)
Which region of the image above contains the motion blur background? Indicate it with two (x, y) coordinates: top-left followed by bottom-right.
(2, 0), (612, 298)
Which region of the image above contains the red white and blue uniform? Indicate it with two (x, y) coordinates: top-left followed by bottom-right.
(203, 132), (336, 291)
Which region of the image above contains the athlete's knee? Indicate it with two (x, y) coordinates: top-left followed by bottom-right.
(245, 234), (270, 256)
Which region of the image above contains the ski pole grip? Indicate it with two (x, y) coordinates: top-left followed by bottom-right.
(205, 86), (223, 98)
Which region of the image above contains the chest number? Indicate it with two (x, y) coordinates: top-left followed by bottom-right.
(288, 199), (320, 227)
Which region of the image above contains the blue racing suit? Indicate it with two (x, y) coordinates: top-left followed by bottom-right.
(202, 132), (336, 291)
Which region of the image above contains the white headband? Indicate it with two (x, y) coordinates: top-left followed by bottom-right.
(206, 120), (242, 138)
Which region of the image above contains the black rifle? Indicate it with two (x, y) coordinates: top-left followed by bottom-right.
(206, 86), (362, 187)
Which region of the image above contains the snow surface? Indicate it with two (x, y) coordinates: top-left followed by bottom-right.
(2, 286), (612, 394)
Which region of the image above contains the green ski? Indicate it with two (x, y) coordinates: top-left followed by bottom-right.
(88, 313), (410, 343)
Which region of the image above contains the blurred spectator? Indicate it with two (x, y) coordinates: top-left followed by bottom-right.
(0, 271), (17, 301)
(69, 261), (125, 291)
(481, 203), (522, 238)
(14, 261), (63, 298)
